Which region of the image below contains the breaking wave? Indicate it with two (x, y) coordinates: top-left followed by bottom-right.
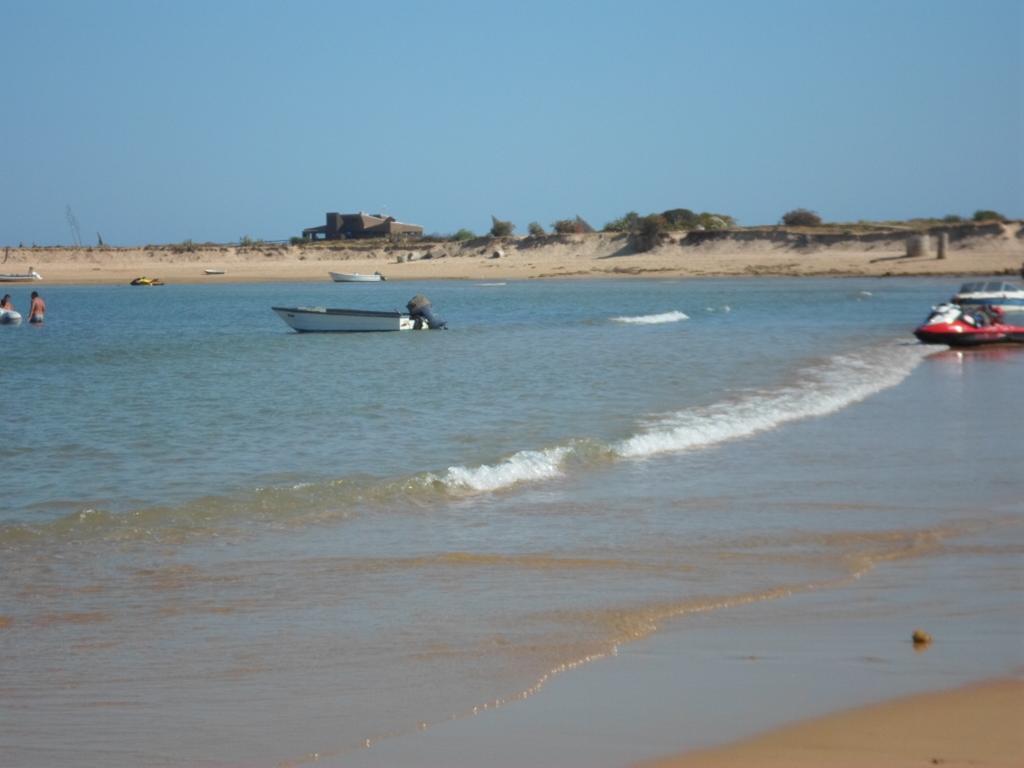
(434, 447), (573, 492)
(434, 341), (930, 491)
(612, 310), (689, 325)
(615, 342), (931, 458)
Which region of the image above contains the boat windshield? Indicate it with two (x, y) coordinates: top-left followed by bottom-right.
(959, 282), (984, 292)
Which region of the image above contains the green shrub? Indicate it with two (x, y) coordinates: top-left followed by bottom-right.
(490, 216), (514, 237)
(942, 214), (963, 223)
(551, 219), (577, 234)
(636, 214), (667, 251)
(528, 221), (546, 236)
(661, 208), (699, 229)
(699, 212), (735, 230)
(289, 236), (307, 246)
(603, 211), (640, 233)
(972, 210), (1005, 222)
(781, 209), (822, 227)
(452, 228), (476, 241)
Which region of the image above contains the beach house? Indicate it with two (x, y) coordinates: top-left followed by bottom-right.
(301, 212), (423, 240)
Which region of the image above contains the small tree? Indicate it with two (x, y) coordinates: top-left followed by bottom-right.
(452, 228), (476, 241)
(551, 219), (577, 234)
(942, 214), (963, 223)
(972, 210), (1004, 222)
(490, 216), (514, 237)
(528, 221), (545, 236)
(781, 208), (822, 227)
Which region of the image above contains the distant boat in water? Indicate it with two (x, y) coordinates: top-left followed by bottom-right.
(951, 280), (1024, 313)
(0, 268), (42, 282)
(329, 271), (385, 283)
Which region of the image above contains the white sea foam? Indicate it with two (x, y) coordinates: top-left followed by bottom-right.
(614, 343), (931, 459)
(432, 343), (929, 494)
(612, 310), (689, 325)
(438, 446), (572, 492)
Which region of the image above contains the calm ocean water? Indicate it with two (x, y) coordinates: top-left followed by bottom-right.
(1, 277), (1021, 767)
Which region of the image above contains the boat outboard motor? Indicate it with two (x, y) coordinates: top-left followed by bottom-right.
(407, 294), (447, 330)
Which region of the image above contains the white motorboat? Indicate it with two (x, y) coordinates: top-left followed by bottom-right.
(204, 268), (225, 275)
(952, 280), (1024, 313)
(329, 271), (385, 282)
(273, 306), (416, 332)
(272, 294), (446, 333)
(0, 269), (42, 282)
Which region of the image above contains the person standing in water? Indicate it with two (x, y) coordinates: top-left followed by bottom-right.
(28, 291), (45, 323)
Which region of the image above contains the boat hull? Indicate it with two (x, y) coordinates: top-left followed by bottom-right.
(329, 272), (384, 283)
(272, 306), (413, 332)
(914, 322), (1024, 347)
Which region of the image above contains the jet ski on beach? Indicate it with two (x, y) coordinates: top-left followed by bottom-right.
(914, 303), (1024, 347)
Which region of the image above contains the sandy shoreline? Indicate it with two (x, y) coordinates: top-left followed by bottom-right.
(635, 678), (1024, 768)
(3, 224), (1022, 285)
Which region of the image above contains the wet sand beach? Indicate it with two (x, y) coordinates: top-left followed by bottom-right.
(638, 679), (1023, 768)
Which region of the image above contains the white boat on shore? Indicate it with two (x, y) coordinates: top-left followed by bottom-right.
(272, 295), (446, 333)
(952, 280), (1024, 313)
(204, 268), (225, 275)
(329, 271), (385, 283)
(0, 269), (42, 282)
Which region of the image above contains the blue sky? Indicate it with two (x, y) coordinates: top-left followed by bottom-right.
(1, 0), (1021, 246)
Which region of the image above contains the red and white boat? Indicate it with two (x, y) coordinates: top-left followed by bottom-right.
(914, 303), (1024, 347)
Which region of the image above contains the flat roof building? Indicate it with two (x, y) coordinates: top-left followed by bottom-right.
(302, 212), (423, 240)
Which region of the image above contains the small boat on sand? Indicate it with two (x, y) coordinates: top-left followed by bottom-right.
(0, 269), (42, 282)
(273, 295), (446, 333)
(329, 271), (385, 283)
(914, 303), (1024, 347)
(130, 277), (165, 286)
(204, 269), (225, 275)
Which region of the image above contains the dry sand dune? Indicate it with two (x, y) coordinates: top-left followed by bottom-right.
(4, 222), (1022, 285)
